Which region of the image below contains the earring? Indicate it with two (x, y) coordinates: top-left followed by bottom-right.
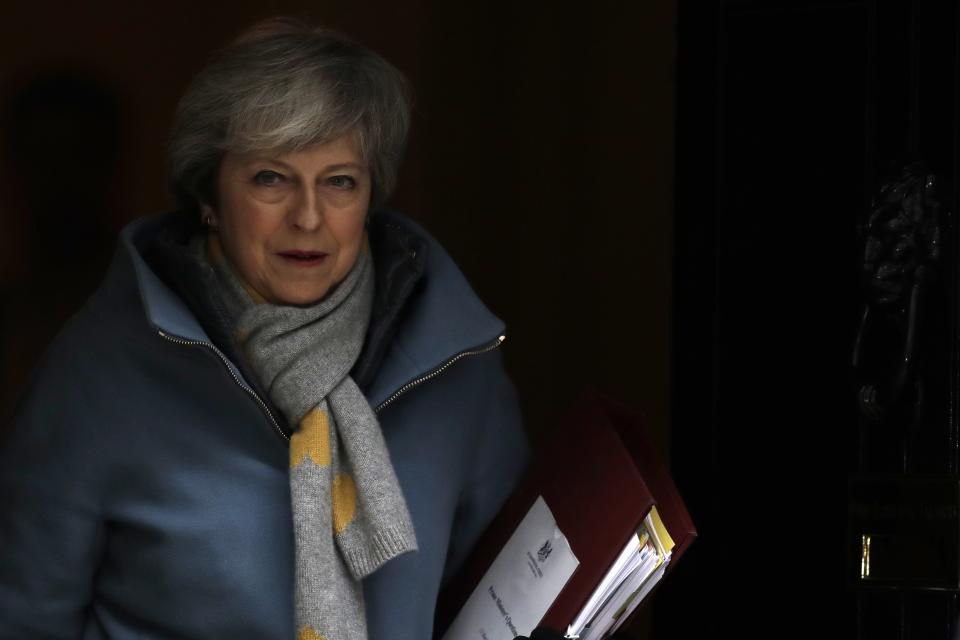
(204, 214), (218, 229)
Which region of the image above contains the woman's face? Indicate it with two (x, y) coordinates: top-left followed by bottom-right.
(207, 133), (371, 306)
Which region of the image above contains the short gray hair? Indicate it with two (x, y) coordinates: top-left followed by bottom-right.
(167, 18), (412, 212)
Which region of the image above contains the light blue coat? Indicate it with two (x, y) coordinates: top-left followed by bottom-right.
(0, 212), (530, 639)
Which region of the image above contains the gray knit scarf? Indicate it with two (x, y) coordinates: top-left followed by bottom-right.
(199, 236), (418, 640)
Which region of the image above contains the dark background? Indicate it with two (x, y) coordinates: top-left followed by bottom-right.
(662, 0), (960, 639)
(6, 0), (955, 638)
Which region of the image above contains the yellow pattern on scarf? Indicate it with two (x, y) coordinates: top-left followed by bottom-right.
(290, 407), (332, 468)
(298, 627), (327, 640)
(289, 409), (358, 533)
(332, 472), (357, 533)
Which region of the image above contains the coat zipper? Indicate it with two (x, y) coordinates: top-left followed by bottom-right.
(157, 330), (506, 439)
(157, 330), (290, 442)
(373, 334), (506, 413)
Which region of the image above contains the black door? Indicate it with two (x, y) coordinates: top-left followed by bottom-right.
(659, 1), (960, 637)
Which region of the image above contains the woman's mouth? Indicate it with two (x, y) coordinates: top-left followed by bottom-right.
(277, 250), (329, 267)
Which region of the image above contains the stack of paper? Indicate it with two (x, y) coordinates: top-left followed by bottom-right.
(565, 507), (675, 640)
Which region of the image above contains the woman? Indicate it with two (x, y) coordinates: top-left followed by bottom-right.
(0, 19), (529, 640)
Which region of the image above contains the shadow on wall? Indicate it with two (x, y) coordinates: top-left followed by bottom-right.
(0, 70), (121, 421)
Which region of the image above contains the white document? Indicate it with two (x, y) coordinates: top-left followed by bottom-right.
(576, 542), (659, 640)
(442, 496), (580, 640)
(607, 559), (670, 637)
(566, 532), (641, 635)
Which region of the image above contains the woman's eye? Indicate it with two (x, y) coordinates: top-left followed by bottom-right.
(253, 170), (284, 186)
(327, 175), (357, 190)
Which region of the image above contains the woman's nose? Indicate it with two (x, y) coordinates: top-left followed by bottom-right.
(289, 186), (324, 232)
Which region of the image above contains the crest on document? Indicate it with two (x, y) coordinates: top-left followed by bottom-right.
(537, 539), (553, 563)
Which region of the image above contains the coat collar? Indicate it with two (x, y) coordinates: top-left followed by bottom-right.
(118, 211), (505, 411)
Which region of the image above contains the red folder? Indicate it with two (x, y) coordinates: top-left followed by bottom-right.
(435, 388), (696, 637)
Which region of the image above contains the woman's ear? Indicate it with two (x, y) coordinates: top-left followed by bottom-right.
(201, 203), (219, 230)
